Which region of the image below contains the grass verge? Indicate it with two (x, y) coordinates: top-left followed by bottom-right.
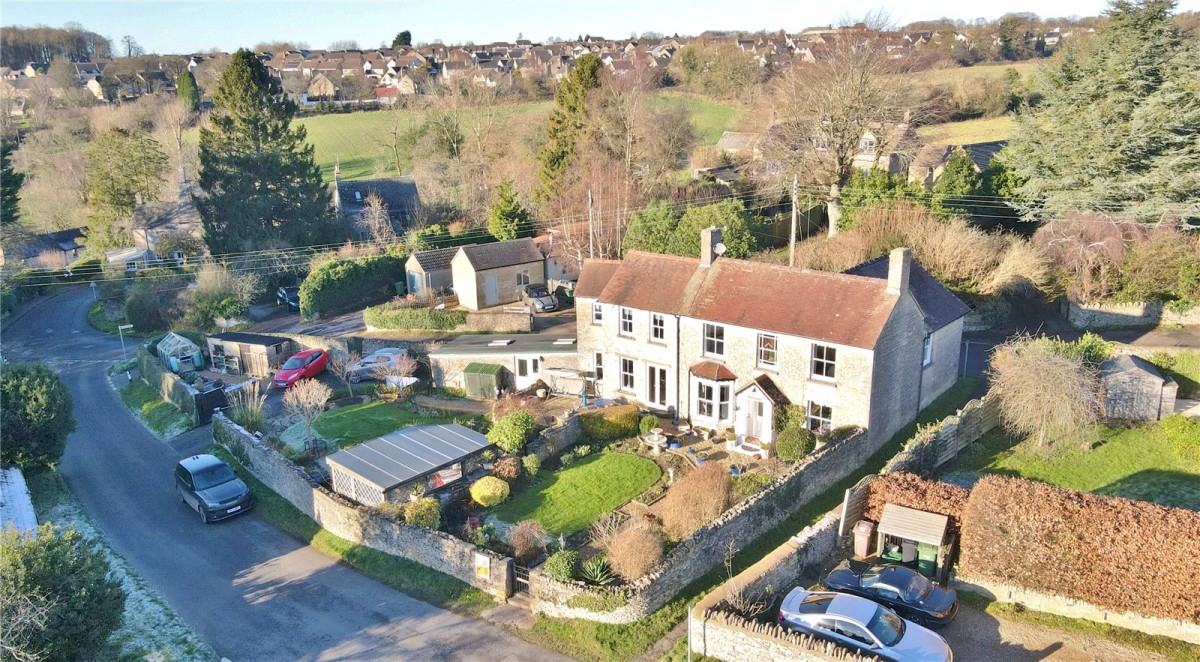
(516, 378), (980, 660)
(119, 379), (191, 438)
(209, 446), (495, 616)
(87, 300), (124, 334)
(958, 592), (1200, 662)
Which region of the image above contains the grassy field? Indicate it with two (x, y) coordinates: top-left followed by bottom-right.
(909, 60), (1042, 87)
(120, 379), (191, 438)
(917, 116), (1017, 145)
(941, 416), (1200, 510)
(655, 91), (741, 146)
(312, 399), (483, 448)
(492, 452), (661, 535)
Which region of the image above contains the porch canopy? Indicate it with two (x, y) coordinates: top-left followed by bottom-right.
(876, 503), (949, 546)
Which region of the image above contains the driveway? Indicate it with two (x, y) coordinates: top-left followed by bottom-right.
(0, 287), (568, 662)
(942, 603), (1166, 661)
(250, 307), (367, 336)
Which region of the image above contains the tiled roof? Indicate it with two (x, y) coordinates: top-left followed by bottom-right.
(843, 257), (969, 331)
(458, 238), (543, 271)
(408, 246), (458, 272)
(573, 259), (620, 298)
(737, 374), (790, 404)
(690, 361), (736, 381)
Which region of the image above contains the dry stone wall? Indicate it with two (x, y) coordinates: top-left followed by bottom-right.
(1067, 300), (1200, 329)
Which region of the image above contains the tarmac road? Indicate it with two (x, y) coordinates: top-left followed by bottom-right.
(1, 286), (567, 662)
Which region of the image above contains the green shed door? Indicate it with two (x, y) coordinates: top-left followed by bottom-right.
(463, 362), (504, 399)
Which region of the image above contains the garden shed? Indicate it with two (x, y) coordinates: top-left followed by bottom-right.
(429, 334), (580, 393)
(205, 332), (293, 378)
(156, 332), (203, 373)
(326, 423), (493, 506)
(1100, 354), (1177, 421)
(463, 362), (504, 399)
(875, 504), (954, 581)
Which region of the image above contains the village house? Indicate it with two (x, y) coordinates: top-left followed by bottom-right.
(574, 228), (967, 446)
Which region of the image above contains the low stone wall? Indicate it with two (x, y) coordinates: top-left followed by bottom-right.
(526, 413), (583, 462)
(957, 574), (1200, 645)
(137, 347), (198, 426)
(689, 610), (876, 662)
(212, 414), (514, 600)
(1066, 299), (1200, 329)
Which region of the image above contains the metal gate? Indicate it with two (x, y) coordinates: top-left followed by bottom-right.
(513, 565), (530, 595)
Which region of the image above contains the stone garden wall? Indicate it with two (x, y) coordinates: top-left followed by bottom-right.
(137, 346), (198, 425)
(212, 413), (514, 600)
(1066, 299), (1200, 329)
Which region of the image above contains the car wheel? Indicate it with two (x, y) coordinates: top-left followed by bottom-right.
(177, 485), (185, 504)
(348, 372), (361, 384)
(198, 506), (209, 524)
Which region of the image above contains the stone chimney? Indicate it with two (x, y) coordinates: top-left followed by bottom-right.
(700, 226), (722, 268)
(887, 247), (912, 296)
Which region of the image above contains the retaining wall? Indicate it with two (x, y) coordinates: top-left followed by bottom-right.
(1066, 299), (1200, 329)
(212, 413), (514, 600)
(137, 346), (198, 425)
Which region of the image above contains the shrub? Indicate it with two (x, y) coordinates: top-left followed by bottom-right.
(589, 512), (623, 550)
(579, 554), (617, 586)
(731, 472), (771, 497)
(0, 364), (76, 472)
(124, 279), (184, 331)
(299, 252), (407, 319)
(0, 524), (126, 661)
(521, 453), (541, 477)
(608, 527), (663, 581)
(492, 454), (521, 481)
(403, 497), (441, 530)
(1147, 350), (1200, 399)
(469, 476), (510, 507)
(579, 404), (640, 441)
(363, 301), (467, 330)
(487, 411), (537, 454)
(543, 550), (580, 581)
(509, 519), (547, 563)
(639, 415), (659, 435)
(559, 452), (577, 467)
(775, 425), (815, 463)
(573, 444), (592, 459)
(659, 462), (731, 542)
(959, 475), (1200, 623)
(865, 472), (970, 534)
(990, 335), (1100, 446)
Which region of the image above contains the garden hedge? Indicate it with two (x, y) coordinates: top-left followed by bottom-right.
(865, 472), (969, 534)
(579, 404), (640, 442)
(299, 253), (408, 319)
(959, 474), (1200, 623)
(363, 302), (467, 331)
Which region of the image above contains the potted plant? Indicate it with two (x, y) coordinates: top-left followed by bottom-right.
(667, 437), (680, 449)
(409, 483), (426, 502)
(696, 452), (709, 465)
(687, 448), (696, 456)
(481, 449), (497, 470)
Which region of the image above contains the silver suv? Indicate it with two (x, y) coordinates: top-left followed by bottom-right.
(778, 588), (952, 662)
(175, 454), (253, 523)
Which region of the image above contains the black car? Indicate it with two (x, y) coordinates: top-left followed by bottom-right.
(820, 560), (958, 628)
(277, 286), (300, 311)
(175, 454), (253, 523)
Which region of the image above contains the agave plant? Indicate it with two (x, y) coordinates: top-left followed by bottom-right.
(579, 554), (616, 586)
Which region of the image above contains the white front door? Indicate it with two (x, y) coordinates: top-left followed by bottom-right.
(647, 365), (667, 408)
(746, 397), (765, 440)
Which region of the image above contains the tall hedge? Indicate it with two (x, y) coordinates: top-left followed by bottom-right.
(299, 253), (408, 319)
(865, 472), (969, 534)
(363, 301), (467, 330)
(959, 475), (1200, 622)
(579, 404), (640, 442)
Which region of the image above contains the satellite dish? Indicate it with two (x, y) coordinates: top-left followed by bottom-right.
(714, 242), (727, 255)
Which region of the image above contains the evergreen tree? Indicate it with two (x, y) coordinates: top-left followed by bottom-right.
(487, 180), (533, 241)
(623, 201), (680, 254)
(1, 143), (24, 228)
(535, 53), (601, 206)
(1007, 0), (1200, 221)
(176, 69), (200, 112)
(86, 127), (167, 248)
(392, 31), (412, 48)
(932, 148), (983, 215)
(0, 364), (76, 472)
(196, 49), (334, 255)
(666, 199), (762, 259)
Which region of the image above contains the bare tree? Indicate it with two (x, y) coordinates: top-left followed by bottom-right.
(0, 582), (55, 662)
(989, 336), (1101, 447)
(327, 350), (361, 397)
(282, 378), (332, 453)
(721, 541), (768, 618)
(154, 97), (195, 181)
(357, 192), (395, 248)
(374, 353), (418, 386)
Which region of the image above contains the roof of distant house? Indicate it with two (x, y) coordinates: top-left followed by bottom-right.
(337, 176), (421, 218)
(457, 238), (543, 272)
(0, 467), (37, 533)
(407, 246), (458, 272)
(208, 331), (290, 347)
(844, 256), (970, 331)
(715, 131), (761, 152)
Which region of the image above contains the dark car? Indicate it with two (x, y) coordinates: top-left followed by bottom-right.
(175, 454), (253, 523)
(277, 286), (300, 311)
(820, 560), (959, 628)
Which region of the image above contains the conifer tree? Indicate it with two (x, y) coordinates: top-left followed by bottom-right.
(488, 180), (533, 241)
(535, 54), (601, 206)
(176, 69), (200, 112)
(195, 49), (333, 254)
(85, 128), (167, 248)
(1, 143), (24, 228)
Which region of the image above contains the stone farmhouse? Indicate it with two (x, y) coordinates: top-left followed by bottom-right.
(574, 228), (968, 447)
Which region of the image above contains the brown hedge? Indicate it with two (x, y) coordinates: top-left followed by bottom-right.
(959, 475), (1200, 623)
(865, 472), (969, 535)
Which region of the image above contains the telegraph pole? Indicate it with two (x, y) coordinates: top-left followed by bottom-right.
(587, 188), (595, 259)
(789, 174), (798, 267)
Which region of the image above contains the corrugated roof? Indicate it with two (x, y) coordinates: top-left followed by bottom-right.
(458, 238), (544, 271)
(0, 467), (37, 533)
(877, 503), (948, 546)
(843, 257), (970, 332)
(408, 246), (458, 272)
(430, 334), (579, 357)
(326, 423), (491, 491)
(573, 259), (620, 298)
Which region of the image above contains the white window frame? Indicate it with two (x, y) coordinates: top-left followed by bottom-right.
(619, 357), (635, 392)
(594, 352), (604, 381)
(619, 307), (634, 336)
(516, 269), (531, 286)
(696, 382), (715, 418)
(695, 379), (732, 421)
(592, 302), (603, 325)
(703, 323), (725, 358)
(807, 401), (833, 435)
(811, 343), (836, 381)
(757, 333), (778, 369)
(922, 333), (932, 366)
(651, 313), (665, 342)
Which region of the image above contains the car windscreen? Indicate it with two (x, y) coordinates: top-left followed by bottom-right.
(193, 464), (237, 491)
(866, 606), (905, 647)
(531, 287), (550, 296)
(281, 357), (304, 369)
(904, 573), (933, 602)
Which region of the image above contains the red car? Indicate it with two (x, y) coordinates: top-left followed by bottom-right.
(273, 349), (329, 389)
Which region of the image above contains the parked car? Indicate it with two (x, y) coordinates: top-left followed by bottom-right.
(277, 286), (300, 311)
(521, 284), (558, 312)
(778, 588), (952, 662)
(820, 560), (959, 628)
(175, 454), (253, 523)
(344, 347), (412, 383)
(273, 348), (329, 388)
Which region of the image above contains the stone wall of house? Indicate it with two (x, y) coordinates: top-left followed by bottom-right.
(1066, 299), (1200, 329)
(956, 575), (1200, 645)
(212, 413), (514, 600)
(866, 292), (926, 448)
(919, 318), (964, 410)
(137, 347), (198, 425)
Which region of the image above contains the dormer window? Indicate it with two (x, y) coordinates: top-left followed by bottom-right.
(859, 135), (877, 152)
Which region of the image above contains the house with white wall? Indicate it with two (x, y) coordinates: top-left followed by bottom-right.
(574, 228), (967, 447)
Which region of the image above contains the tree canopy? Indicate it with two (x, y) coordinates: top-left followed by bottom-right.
(487, 180), (534, 241)
(392, 30), (412, 48)
(1, 143), (24, 228)
(0, 364), (76, 472)
(196, 49), (334, 254)
(535, 53), (601, 206)
(1007, 0), (1200, 221)
(85, 127), (167, 249)
(624, 198), (762, 259)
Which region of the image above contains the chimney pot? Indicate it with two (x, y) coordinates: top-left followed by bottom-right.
(887, 247), (911, 296)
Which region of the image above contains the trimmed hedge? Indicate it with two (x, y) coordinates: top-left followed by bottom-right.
(865, 472), (969, 534)
(363, 301), (467, 330)
(579, 404), (640, 442)
(299, 253), (408, 319)
(960, 474), (1200, 623)
(470, 476), (510, 507)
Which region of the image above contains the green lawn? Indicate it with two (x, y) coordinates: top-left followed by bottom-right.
(312, 399), (483, 448)
(941, 416), (1200, 510)
(655, 91), (742, 146)
(909, 60), (1042, 87)
(917, 116), (1017, 145)
(492, 452), (661, 535)
(210, 447), (494, 615)
(120, 379), (191, 437)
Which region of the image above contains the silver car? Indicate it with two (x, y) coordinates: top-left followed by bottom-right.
(522, 284), (558, 312)
(778, 588), (952, 662)
(344, 347), (411, 383)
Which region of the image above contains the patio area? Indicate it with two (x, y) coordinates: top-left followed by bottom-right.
(634, 416), (772, 474)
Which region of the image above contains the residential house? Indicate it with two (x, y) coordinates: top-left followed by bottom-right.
(575, 228), (967, 447)
(405, 246), (457, 296)
(451, 238), (546, 311)
(0, 228), (85, 268)
(307, 72), (336, 100)
(331, 166), (421, 239)
(715, 131), (763, 160)
(429, 334), (581, 392)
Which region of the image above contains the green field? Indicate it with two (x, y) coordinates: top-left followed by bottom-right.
(655, 91), (742, 146)
(916, 116), (1017, 145)
(909, 60), (1042, 87)
(492, 451), (661, 535)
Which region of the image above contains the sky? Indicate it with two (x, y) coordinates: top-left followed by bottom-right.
(4, 0), (1199, 54)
